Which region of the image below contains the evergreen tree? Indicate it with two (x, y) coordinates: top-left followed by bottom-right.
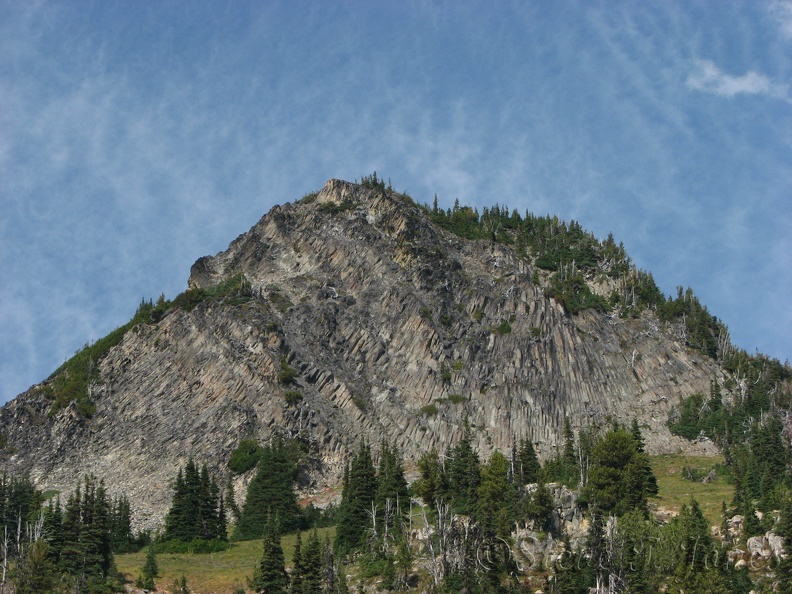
(413, 449), (448, 508)
(583, 428), (649, 516)
(446, 427), (480, 516)
(525, 479), (555, 533)
(57, 476), (118, 592)
(550, 539), (593, 594)
(375, 440), (409, 524)
(42, 496), (64, 563)
(171, 575), (190, 594)
(58, 483), (83, 577)
(225, 475), (241, 523)
(236, 441), (301, 540)
(334, 440), (377, 556)
(321, 534), (337, 594)
(110, 494), (135, 553)
(301, 529), (322, 594)
(165, 459), (227, 543)
(289, 531), (303, 594)
(778, 493), (792, 594)
(515, 438), (541, 485)
(631, 419), (659, 497)
(135, 544), (158, 590)
(11, 539), (57, 594)
(336, 563), (350, 594)
(477, 451), (517, 539)
(249, 514), (288, 594)
(562, 417), (576, 469)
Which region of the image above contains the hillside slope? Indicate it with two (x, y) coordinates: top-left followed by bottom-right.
(0, 179), (721, 527)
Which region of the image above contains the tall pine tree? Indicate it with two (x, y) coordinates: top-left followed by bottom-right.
(235, 440), (301, 540)
(335, 439), (377, 556)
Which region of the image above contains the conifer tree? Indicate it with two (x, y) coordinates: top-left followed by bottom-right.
(526, 479), (555, 533)
(236, 441), (301, 540)
(583, 428), (649, 516)
(334, 440), (377, 556)
(135, 544), (158, 590)
(631, 419), (659, 497)
(321, 534), (336, 594)
(11, 539), (57, 594)
(413, 448), (448, 508)
(110, 494), (135, 553)
(249, 514), (288, 594)
(42, 496), (64, 562)
(375, 440), (408, 525)
(225, 475), (241, 523)
(301, 529), (322, 594)
(446, 426), (480, 516)
(289, 531), (303, 594)
(58, 483), (83, 577)
(477, 451), (517, 539)
(165, 459), (227, 543)
(515, 438), (541, 485)
(776, 493), (792, 593)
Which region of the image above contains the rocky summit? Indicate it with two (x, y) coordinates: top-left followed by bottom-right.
(0, 178), (720, 528)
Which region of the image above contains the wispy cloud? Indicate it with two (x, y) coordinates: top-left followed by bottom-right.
(769, 0), (792, 39)
(686, 59), (789, 100)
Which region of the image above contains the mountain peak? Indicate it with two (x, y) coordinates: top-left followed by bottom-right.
(0, 178), (722, 529)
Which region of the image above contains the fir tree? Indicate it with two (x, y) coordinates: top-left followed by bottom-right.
(446, 426), (480, 516)
(58, 483), (83, 577)
(42, 496), (64, 562)
(236, 441), (301, 540)
(301, 529), (322, 594)
(374, 440), (409, 522)
(225, 475), (241, 523)
(413, 449), (448, 508)
(477, 451), (517, 539)
(583, 428), (649, 516)
(631, 419), (659, 497)
(321, 534), (336, 594)
(135, 544), (158, 590)
(334, 440), (377, 556)
(515, 438), (541, 485)
(249, 514), (288, 594)
(11, 539), (58, 594)
(165, 459), (227, 543)
(777, 493), (792, 593)
(289, 531), (303, 594)
(110, 494), (135, 553)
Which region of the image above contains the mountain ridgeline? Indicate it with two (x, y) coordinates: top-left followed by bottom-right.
(0, 176), (788, 528)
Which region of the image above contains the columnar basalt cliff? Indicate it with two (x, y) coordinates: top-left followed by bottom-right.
(0, 179), (721, 527)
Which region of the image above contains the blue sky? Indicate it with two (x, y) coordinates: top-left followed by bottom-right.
(1, 1), (790, 404)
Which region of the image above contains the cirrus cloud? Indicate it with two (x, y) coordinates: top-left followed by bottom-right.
(686, 59), (789, 100)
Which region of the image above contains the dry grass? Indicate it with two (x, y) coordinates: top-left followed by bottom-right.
(649, 453), (733, 525)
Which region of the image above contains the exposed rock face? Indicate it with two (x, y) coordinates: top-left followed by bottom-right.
(0, 179), (722, 528)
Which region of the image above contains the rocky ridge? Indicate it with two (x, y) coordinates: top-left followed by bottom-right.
(0, 179), (720, 528)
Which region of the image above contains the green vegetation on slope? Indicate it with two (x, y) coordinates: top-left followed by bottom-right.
(42, 274), (253, 417)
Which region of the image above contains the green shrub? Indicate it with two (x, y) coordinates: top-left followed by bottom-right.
(420, 404), (439, 416)
(277, 356), (299, 384)
(284, 390), (302, 406)
(229, 439), (263, 474)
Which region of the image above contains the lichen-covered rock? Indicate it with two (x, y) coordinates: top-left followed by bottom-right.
(0, 179), (724, 529)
